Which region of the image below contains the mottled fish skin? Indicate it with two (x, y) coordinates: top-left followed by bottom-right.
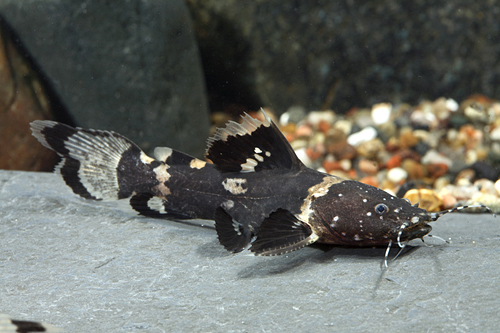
(30, 112), (440, 256)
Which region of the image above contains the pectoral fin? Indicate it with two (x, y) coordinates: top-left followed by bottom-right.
(250, 209), (319, 256)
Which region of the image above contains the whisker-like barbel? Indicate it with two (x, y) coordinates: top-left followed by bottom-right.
(430, 204), (496, 221)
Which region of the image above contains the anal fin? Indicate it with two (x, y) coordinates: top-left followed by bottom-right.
(250, 209), (319, 256)
(214, 207), (254, 253)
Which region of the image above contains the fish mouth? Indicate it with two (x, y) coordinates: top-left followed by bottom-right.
(396, 213), (433, 245)
(399, 222), (432, 242)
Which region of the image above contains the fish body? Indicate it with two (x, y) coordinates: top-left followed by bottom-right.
(31, 112), (442, 256)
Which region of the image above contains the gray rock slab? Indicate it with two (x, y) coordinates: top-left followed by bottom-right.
(0, 0), (210, 158)
(1, 170), (499, 332)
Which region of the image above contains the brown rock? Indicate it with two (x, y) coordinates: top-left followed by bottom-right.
(327, 141), (357, 161)
(358, 158), (379, 175)
(401, 159), (427, 180)
(398, 127), (419, 149)
(426, 163), (449, 179)
(455, 168), (476, 185)
(356, 138), (385, 160)
(0, 22), (57, 171)
(395, 149), (422, 162)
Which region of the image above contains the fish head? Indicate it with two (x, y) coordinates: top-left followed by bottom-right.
(310, 180), (433, 246)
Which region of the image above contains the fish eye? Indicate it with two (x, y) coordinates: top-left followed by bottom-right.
(375, 203), (389, 215)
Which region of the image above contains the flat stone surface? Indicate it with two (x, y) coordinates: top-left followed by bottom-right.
(1, 170), (499, 331)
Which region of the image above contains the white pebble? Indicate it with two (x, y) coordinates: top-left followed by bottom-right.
(446, 98), (459, 111)
(490, 127), (500, 141)
(465, 149), (478, 165)
(333, 119), (352, 135)
(495, 179), (500, 196)
(339, 159), (351, 171)
(294, 147), (313, 168)
(347, 126), (377, 146)
(474, 179), (497, 195)
(421, 149), (453, 167)
(387, 167), (408, 183)
(307, 110), (336, 127)
(371, 103), (392, 125)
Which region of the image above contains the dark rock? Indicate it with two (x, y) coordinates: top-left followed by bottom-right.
(471, 161), (499, 181)
(187, 1), (500, 114)
(449, 113), (469, 129)
(1, 0), (210, 158)
(412, 141), (431, 157)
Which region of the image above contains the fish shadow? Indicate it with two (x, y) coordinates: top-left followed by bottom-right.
(235, 244), (420, 279)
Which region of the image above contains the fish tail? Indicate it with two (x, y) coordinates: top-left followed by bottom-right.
(30, 120), (160, 201)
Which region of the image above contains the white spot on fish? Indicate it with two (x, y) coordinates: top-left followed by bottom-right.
(265, 151), (271, 157)
(222, 200), (234, 210)
(222, 178), (248, 194)
(189, 158), (207, 169)
(147, 196), (167, 213)
(333, 216), (339, 222)
(411, 216), (419, 223)
(363, 199), (367, 203)
(153, 164), (171, 195)
(140, 151), (156, 164)
(254, 153), (264, 162)
(354, 234), (362, 241)
(233, 220), (242, 236)
(153, 147), (172, 162)
(338, 193), (343, 197)
(298, 176), (342, 225)
(241, 158), (258, 172)
(366, 212), (372, 216)
(254, 147), (262, 153)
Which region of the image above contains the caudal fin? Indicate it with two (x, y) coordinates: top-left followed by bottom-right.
(30, 120), (160, 201)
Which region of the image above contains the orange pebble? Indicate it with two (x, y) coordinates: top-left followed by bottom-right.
(284, 133), (295, 143)
(295, 124), (313, 137)
(323, 160), (342, 173)
(318, 120), (331, 133)
(426, 163), (449, 178)
(359, 176), (379, 187)
(386, 154), (402, 169)
(358, 158), (379, 175)
(440, 193), (457, 210)
(306, 145), (324, 161)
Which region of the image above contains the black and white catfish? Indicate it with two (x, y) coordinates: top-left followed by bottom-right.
(30, 112), (491, 257)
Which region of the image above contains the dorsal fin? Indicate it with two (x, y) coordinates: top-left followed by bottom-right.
(206, 110), (304, 173)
